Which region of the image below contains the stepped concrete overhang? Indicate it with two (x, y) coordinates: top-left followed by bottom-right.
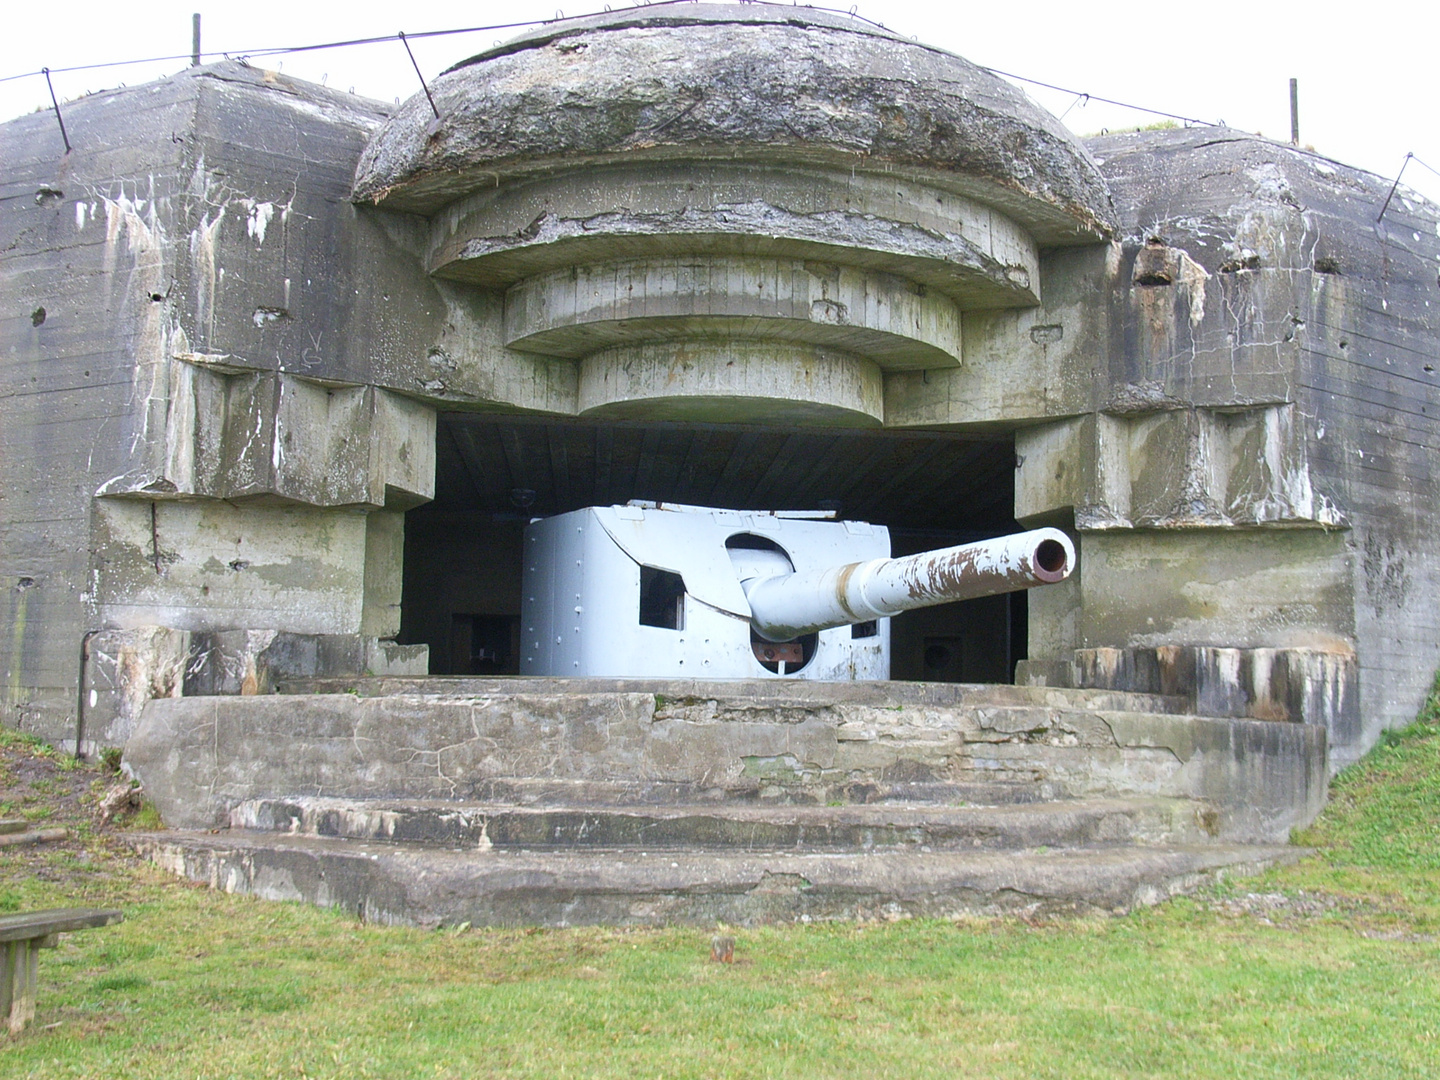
(353, 3), (1115, 245)
(350, 2), (1117, 426)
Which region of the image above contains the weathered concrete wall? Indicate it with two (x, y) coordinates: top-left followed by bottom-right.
(962, 129), (1440, 767)
(90, 499), (368, 633)
(3, 77), (199, 741)
(1074, 529), (1353, 651)
(0, 66), (442, 745)
(74, 628), (428, 750)
(1086, 129), (1440, 765)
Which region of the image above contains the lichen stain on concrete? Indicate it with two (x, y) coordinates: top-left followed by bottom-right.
(189, 206), (226, 344)
(243, 200), (275, 246)
(1176, 250), (1210, 326)
(1362, 532), (1410, 618)
(100, 188), (181, 463)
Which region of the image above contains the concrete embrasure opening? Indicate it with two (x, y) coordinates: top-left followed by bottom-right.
(399, 413), (1026, 681)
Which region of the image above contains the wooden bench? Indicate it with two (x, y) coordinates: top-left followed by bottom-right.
(1, 908), (123, 1035)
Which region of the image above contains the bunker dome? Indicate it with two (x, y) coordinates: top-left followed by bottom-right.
(1, 0), (1437, 865)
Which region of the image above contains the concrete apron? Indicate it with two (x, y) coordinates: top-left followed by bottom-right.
(124, 678), (1323, 926)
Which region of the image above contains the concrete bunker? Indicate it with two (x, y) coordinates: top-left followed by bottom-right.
(1, 1), (1436, 785)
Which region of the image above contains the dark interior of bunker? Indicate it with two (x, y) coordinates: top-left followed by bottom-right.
(400, 416), (1026, 683)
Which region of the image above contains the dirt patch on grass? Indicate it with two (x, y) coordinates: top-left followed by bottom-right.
(1200, 889), (1361, 923)
(0, 733), (153, 907)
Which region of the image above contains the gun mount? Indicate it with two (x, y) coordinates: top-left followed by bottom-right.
(519, 502), (1074, 680)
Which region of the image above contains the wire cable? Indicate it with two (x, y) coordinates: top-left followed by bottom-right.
(0, 0), (1221, 133)
(978, 67), (1218, 128)
(0, 18), (552, 85)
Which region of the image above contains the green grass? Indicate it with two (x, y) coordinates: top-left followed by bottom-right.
(0, 723), (80, 769)
(3, 885), (1435, 1080)
(3, 678), (1440, 1079)
(1284, 668), (1440, 926)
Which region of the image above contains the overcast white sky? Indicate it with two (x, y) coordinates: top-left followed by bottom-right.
(3, 0), (1438, 206)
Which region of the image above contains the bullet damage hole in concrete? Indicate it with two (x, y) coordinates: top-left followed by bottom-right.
(1219, 254), (1262, 273)
(30, 307), (46, 326)
(1134, 269), (1174, 287)
(34, 187), (62, 205)
(1133, 240), (1176, 286)
(228, 559), (250, 572)
(15, 577), (35, 590)
(252, 306), (290, 328)
(1312, 256), (1342, 275)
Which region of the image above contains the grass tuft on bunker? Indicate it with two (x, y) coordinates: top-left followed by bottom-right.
(2, 684), (1438, 1079)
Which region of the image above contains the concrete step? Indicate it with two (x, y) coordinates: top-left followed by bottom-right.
(451, 776), (1065, 808)
(271, 675), (1191, 716)
(135, 829), (1301, 926)
(232, 795), (1218, 852)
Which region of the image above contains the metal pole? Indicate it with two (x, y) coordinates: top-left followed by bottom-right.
(75, 630), (100, 761)
(41, 69), (71, 154)
(399, 32), (441, 118)
(1289, 78), (1299, 145)
(1377, 153), (1414, 223)
(192, 14), (202, 66)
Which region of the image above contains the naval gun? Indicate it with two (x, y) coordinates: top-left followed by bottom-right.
(519, 502), (1074, 680)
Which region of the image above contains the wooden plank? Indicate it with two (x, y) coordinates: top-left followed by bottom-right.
(3, 938), (38, 1035)
(546, 425), (572, 512)
(593, 425), (615, 504)
(631, 428), (665, 500)
(0, 908), (122, 944)
(0, 828), (67, 849)
(744, 433), (808, 508)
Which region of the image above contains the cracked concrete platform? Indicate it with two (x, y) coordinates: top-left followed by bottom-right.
(134, 829), (1301, 927)
(124, 681), (1320, 925)
(125, 682), (1326, 843)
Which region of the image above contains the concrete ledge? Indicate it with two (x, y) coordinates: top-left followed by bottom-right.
(427, 166), (1042, 304)
(136, 830), (1300, 926)
(271, 676), (1189, 712)
(576, 341), (884, 424)
(504, 257), (963, 370)
(1022, 645), (1357, 770)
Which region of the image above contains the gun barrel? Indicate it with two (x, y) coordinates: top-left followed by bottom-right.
(745, 528), (1075, 642)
